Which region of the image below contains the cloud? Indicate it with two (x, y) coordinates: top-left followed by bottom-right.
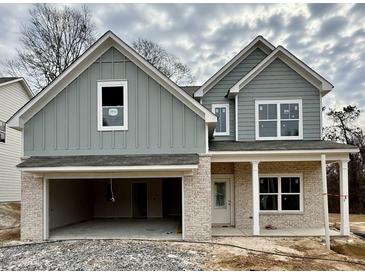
(0, 3), (364, 124)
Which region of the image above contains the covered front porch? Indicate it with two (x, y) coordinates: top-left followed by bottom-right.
(209, 140), (357, 240)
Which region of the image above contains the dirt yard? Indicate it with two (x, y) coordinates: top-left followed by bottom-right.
(206, 236), (365, 270)
(0, 203), (20, 243)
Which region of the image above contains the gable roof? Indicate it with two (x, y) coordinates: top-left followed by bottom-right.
(228, 46), (334, 98)
(0, 77), (33, 98)
(7, 31), (216, 130)
(194, 36), (275, 98)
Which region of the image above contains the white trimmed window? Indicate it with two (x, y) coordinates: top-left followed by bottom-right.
(255, 99), (303, 140)
(212, 103), (230, 136)
(259, 175), (303, 212)
(0, 120), (6, 143)
(97, 80), (128, 131)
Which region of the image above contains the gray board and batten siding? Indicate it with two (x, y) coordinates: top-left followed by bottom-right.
(24, 47), (206, 156)
(237, 58), (321, 141)
(201, 48), (268, 140)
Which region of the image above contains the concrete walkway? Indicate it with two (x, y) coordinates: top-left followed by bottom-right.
(50, 218), (181, 240)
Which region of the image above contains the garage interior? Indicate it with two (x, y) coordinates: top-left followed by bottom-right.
(48, 178), (182, 240)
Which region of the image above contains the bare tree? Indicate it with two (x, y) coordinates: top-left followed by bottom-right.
(132, 38), (194, 85)
(324, 105), (365, 213)
(5, 4), (96, 91)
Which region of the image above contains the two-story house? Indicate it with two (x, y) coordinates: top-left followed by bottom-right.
(8, 31), (357, 241)
(0, 77), (33, 202)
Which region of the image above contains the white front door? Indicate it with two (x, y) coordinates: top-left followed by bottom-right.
(212, 176), (231, 224)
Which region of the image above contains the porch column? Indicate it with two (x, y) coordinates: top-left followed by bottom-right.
(321, 154), (330, 249)
(339, 160), (350, 236)
(252, 160), (260, 236)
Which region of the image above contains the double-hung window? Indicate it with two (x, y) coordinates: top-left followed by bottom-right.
(0, 120), (6, 143)
(97, 80), (128, 131)
(259, 175), (303, 212)
(255, 99), (302, 140)
(212, 104), (229, 136)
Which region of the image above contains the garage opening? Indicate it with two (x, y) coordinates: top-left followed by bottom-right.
(47, 178), (182, 240)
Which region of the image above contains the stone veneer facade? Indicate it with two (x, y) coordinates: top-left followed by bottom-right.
(212, 161), (324, 230)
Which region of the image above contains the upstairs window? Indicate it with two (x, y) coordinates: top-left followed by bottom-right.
(212, 104), (230, 136)
(255, 99), (302, 140)
(0, 121), (5, 143)
(97, 80), (128, 131)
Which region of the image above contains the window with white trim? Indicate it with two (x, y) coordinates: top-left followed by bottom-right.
(0, 120), (5, 143)
(97, 80), (128, 131)
(212, 104), (229, 136)
(255, 99), (302, 140)
(259, 175), (302, 212)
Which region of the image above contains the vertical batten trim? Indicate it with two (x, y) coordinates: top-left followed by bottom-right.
(111, 47), (116, 149)
(54, 98), (57, 150)
(170, 95), (173, 148)
(98, 62), (103, 149)
(77, 76), (81, 149)
(87, 68), (91, 149)
(42, 111), (45, 151)
(65, 87), (69, 150)
(158, 86), (161, 148)
(135, 67), (139, 149)
(147, 76), (150, 148)
(235, 94), (238, 141)
(123, 60), (127, 149)
(182, 104), (185, 148)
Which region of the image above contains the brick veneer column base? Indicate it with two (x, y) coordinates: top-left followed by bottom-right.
(183, 155), (212, 241)
(21, 172), (44, 241)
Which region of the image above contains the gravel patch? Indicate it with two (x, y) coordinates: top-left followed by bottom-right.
(0, 240), (209, 271)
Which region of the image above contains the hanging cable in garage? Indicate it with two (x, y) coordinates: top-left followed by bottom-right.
(107, 178), (115, 202)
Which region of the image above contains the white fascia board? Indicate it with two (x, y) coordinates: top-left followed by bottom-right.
(18, 164), (198, 173)
(228, 46), (334, 99)
(194, 36), (275, 98)
(8, 31), (216, 129)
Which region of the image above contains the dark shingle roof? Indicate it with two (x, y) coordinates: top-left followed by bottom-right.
(209, 140), (358, 152)
(179, 86), (201, 97)
(17, 154), (199, 168)
(0, 77), (20, 84)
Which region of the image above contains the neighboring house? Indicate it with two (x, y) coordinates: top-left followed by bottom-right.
(0, 77), (33, 202)
(8, 31), (357, 242)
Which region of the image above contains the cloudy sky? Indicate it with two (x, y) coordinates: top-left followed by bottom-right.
(0, 3), (364, 125)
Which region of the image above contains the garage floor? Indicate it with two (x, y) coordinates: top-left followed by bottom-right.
(50, 218), (181, 240)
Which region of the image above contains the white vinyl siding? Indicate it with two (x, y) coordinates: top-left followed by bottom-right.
(0, 82), (31, 202)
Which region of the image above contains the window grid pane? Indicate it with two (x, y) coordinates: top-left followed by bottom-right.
(260, 176), (301, 212)
(257, 101), (300, 139)
(215, 107), (227, 133)
(215, 182), (226, 208)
